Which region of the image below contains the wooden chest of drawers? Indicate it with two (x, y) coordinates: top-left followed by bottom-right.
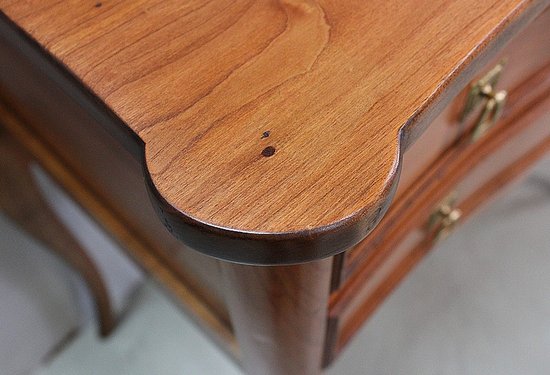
(1, 1), (549, 374)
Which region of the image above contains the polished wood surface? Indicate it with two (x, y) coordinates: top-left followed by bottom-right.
(0, 25), (231, 324)
(222, 258), (332, 375)
(336, 136), (550, 356)
(0, 126), (115, 337)
(1, 3), (550, 374)
(340, 57), (550, 298)
(395, 6), (550, 201)
(1, 0), (548, 263)
(344, 9), (550, 278)
(326, 59), (550, 359)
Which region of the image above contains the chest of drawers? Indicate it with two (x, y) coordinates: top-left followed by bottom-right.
(1, 1), (549, 374)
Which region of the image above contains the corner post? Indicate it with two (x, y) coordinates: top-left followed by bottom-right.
(220, 258), (332, 375)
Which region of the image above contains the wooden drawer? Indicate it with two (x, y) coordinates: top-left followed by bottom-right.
(396, 7), (550, 201)
(326, 59), (550, 360)
(343, 7), (550, 277)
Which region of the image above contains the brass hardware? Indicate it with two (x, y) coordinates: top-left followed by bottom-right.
(461, 61), (508, 142)
(427, 192), (462, 242)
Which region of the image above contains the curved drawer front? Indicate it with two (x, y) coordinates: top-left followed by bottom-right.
(327, 79), (550, 361)
(327, 23), (550, 361)
(396, 7), (550, 201)
(344, 7), (550, 276)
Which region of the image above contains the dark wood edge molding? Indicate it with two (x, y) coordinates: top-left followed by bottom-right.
(144, 161), (397, 264)
(1, 3), (547, 264)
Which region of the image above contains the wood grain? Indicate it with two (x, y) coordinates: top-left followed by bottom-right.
(221, 258), (332, 374)
(1, 1), (548, 263)
(336, 59), (550, 313)
(343, 11), (550, 279)
(337, 134), (550, 355)
(326, 59), (550, 359)
(395, 5), (550, 204)
(0, 27), (232, 327)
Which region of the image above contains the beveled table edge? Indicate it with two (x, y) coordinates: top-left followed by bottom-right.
(1, 2), (547, 264)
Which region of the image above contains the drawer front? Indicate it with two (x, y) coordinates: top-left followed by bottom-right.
(396, 6), (550, 200)
(343, 7), (550, 276)
(326, 59), (550, 360)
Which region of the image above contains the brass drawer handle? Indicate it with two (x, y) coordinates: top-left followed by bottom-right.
(461, 61), (508, 142)
(427, 193), (462, 242)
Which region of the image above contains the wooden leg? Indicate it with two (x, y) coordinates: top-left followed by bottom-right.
(221, 258), (332, 375)
(0, 129), (115, 336)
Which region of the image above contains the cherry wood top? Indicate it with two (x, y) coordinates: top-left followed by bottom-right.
(0, 0), (547, 263)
